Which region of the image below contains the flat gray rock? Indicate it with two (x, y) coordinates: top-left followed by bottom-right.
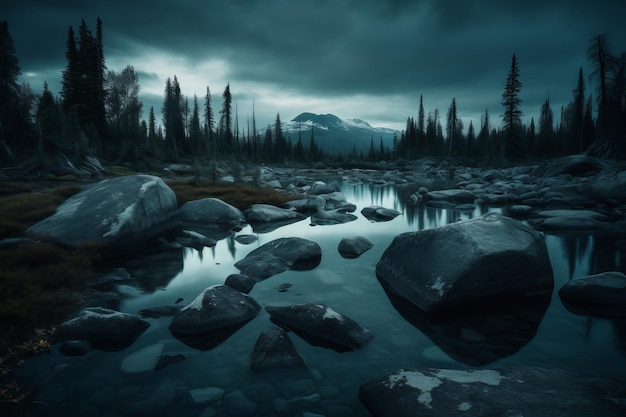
(559, 271), (626, 318)
(376, 213), (554, 312)
(360, 367), (626, 417)
(27, 175), (179, 256)
(266, 303), (374, 352)
(338, 236), (374, 258)
(169, 285), (261, 335)
(310, 209), (357, 225)
(59, 307), (150, 349)
(422, 189), (475, 205)
(361, 206), (401, 221)
(234, 237), (322, 280)
(178, 197), (246, 226)
(245, 204), (306, 223)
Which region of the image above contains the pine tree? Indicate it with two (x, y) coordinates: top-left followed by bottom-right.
(190, 95), (202, 155)
(219, 83), (233, 153)
(501, 53), (524, 159)
(538, 97), (554, 156)
(0, 20), (25, 150)
(417, 94), (425, 154)
(446, 98), (458, 156)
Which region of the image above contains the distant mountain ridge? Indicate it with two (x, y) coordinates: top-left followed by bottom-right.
(267, 112), (398, 154)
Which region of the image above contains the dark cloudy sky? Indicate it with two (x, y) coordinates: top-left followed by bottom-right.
(5, 0), (626, 131)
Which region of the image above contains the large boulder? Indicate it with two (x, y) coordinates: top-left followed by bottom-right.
(375, 213), (554, 313)
(178, 197), (246, 226)
(360, 367), (626, 417)
(169, 285), (261, 336)
(234, 237), (322, 280)
(266, 303), (374, 352)
(27, 175), (179, 256)
(558, 271), (626, 318)
(59, 307), (150, 350)
(533, 154), (606, 177)
(250, 326), (306, 372)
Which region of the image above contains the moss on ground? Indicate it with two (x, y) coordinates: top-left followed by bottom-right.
(166, 178), (295, 209)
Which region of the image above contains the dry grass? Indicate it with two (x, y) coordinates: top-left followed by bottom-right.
(0, 184), (82, 239)
(167, 178), (296, 209)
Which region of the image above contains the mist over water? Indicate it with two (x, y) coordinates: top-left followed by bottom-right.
(19, 182), (626, 416)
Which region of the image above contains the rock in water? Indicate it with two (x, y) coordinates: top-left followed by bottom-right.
(178, 197), (246, 226)
(558, 271), (626, 318)
(375, 213), (553, 313)
(360, 367), (626, 417)
(265, 303), (373, 352)
(338, 236), (374, 258)
(169, 285), (261, 335)
(59, 307), (150, 350)
(244, 204), (306, 223)
(27, 175), (179, 257)
(234, 237), (322, 280)
(250, 327), (306, 372)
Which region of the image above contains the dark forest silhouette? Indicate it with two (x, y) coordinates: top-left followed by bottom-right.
(1, 19), (626, 170)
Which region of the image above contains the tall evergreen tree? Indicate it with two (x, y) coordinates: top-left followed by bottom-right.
(219, 83), (233, 153)
(0, 20), (26, 151)
(446, 98), (459, 156)
(538, 96), (554, 156)
(190, 95), (202, 155)
(501, 53), (524, 159)
(571, 67), (586, 153)
(417, 94), (425, 154)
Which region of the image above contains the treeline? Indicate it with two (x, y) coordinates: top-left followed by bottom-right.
(1, 19), (625, 171)
(398, 38), (626, 162)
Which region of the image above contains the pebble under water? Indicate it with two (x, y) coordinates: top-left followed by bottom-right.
(17, 182), (626, 417)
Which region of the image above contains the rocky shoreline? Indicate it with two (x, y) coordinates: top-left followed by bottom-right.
(4, 154), (626, 416)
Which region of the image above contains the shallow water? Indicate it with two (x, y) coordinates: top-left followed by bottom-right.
(19, 181), (626, 417)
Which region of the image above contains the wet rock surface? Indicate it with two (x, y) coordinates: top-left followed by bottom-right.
(360, 367), (626, 417)
(234, 237), (322, 280)
(266, 303), (374, 352)
(27, 175), (180, 256)
(376, 213), (554, 312)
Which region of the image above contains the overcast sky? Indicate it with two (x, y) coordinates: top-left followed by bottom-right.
(5, 0), (626, 132)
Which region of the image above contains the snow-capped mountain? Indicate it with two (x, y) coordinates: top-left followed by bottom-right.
(266, 112), (399, 155)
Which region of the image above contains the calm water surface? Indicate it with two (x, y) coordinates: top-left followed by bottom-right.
(20, 181), (626, 416)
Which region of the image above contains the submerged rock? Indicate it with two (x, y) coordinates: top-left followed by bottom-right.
(59, 307), (150, 350)
(234, 237), (322, 280)
(360, 367), (626, 417)
(338, 236), (374, 258)
(558, 271), (626, 318)
(266, 303), (374, 352)
(27, 175), (180, 257)
(376, 213), (554, 313)
(250, 327), (306, 372)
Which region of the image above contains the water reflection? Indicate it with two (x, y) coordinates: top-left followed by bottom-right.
(557, 234), (626, 279)
(123, 245), (184, 291)
(378, 278), (551, 366)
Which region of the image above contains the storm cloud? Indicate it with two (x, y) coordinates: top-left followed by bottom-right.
(5, 0), (626, 130)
